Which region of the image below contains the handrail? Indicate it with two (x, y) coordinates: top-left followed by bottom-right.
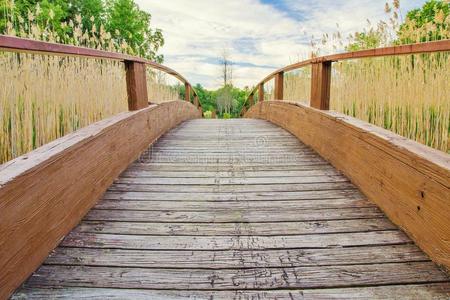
(243, 39), (450, 113)
(0, 35), (201, 111)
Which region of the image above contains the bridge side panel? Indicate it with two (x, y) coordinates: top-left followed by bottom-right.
(0, 101), (201, 299)
(245, 101), (450, 271)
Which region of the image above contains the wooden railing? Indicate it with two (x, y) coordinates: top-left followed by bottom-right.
(243, 39), (450, 112)
(0, 35), (202, 111)
(0, 35), (203, 299)
(242, 40), (450, 272)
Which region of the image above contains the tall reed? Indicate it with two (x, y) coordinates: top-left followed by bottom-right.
(147, 70), (182, 104)
(0, 52), (128, 164)
(331, 53), (449, 152)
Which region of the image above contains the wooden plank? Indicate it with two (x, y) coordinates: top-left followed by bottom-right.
(124, 163), (332, 172)
(113, 175), (349, 185)
(106, 182), (356, 193)
(185, 83), (191, 102)
(24, 262), (448, 290)
(12, 284), (450, 300)
(74, 219), (395, 236)
(94, 198), (375, 211)
(47, 244), (426, 268)
(120, 168), (342, 178)
(274, 71), (284, 100)
(258, 83), (264, 102)
(60, 231), (410, 250)
(0, 101), (201, 299)
(125, 61), (148, 111)
(245, 101), (450, 269)
(310, 61), (331, 110)
(102, 189), (363, 201)
(85, 207), (385, 223)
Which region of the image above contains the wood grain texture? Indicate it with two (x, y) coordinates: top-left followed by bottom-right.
(23, 262), (449, 290)
(125, 61), (148, 111)
(12, 118), (449, 298)
(46, 244), (427, 268)
(310, 61), (331, 110)
(11, 284), (450, 300)
(245, 101), (450, 270)
(0, 101), (201, 299)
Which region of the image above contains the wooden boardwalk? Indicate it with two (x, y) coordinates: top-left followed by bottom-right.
(13, 119), (449, 299)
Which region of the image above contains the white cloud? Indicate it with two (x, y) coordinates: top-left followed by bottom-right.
(135, 0), (427, 89)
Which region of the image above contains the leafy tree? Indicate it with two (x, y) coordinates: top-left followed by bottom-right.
(107, 0), (164, 62)
(68, 0), (106, 31)
(1, 0), (164, 62)
(398, 0), (450, 43)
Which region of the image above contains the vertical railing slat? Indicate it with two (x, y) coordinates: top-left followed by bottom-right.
(258, 83), (264, 102)
(185, 83), (191, 102)
(125, 61), (149, 111)
(274, 71), (284, 100)
(310, 61), (332, 110)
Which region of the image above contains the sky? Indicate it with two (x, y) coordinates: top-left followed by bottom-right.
(135, 0), (427, 89)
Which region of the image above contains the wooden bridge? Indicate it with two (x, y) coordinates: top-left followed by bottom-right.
(0, 36), (449, 299)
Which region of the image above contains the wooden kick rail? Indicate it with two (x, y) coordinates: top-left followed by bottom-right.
(0, 35), (201, 111)
(244, 39), (450, 111)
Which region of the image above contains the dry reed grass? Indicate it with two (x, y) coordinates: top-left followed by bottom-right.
(283, 67), (311, 105)
(331, 52), (449, 152)
(0, 52), (128, 164)
(0, 3), (183, 164)
(0, 52), (186, 164)
(147, 70), (182, 104)
(282, 52), (449, 153)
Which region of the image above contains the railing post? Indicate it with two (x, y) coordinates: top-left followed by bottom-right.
(274, 71), (284, 100)
(125, 61), (149, 111)
(258, 83), (264, 102)
(185, 83), (191, 102)
(194, 95), (199, 107)
(310, 61), (332, 110)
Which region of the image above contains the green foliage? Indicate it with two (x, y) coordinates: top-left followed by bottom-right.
(107, 0), (164, 62)
(398, 0), (450, 43)
(222, 112), (231, 119)
(345, 30), (384, 51)
(0, 0), (164, 62)
(193, 84), (249, 119)
(203, 111), (212, 119)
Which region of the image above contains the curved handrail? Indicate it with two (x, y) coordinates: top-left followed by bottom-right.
(243, 39), (450, 113)
(0, 35), (200, 110)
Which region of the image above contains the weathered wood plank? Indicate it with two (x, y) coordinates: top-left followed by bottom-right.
(85, 207), (385, 223)
(94, 198), (375, 211)
(120, 168), (342, 178)
(106, 182), (356, 193)
(102, 189), (363, 201)
(24, 262), (448, 290)
(0, 102), (201, 299)
(113, 176), (349, 186)
(245, 101), (450, 269)
(12, 284), (450, 300)
(60, 231), (410, 250)
(74, 219), (395, 235)
(47, 244), (427, 268)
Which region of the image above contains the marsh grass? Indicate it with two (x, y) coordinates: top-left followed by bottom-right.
(331, 52), (449, 152)
(0, 3), (183, 164)
(284, 67), (312, 105)
(0, 52), (128, 163)
(282, 52), (449, 153)
(0, 52), (186, 164)
(147, 70), (182, 104)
